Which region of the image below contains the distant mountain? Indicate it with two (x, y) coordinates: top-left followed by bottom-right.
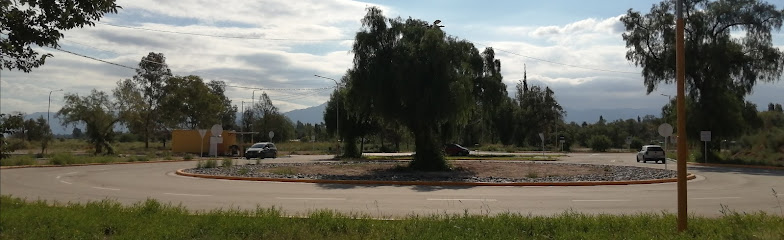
(283, 102), (327, 125)
(564, 107), (660, 124)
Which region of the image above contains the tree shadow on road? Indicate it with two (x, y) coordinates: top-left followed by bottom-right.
(690, 165), (784, 177)
(314, 183), (476, 192)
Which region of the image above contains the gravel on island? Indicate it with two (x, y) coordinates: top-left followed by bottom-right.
(183, 161), (677, 183)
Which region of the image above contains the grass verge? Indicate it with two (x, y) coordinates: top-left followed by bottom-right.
(1, 195), (782, 239)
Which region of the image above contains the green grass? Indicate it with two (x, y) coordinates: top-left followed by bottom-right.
(0, 155), (37, 166)
(1, 195), (782, 239)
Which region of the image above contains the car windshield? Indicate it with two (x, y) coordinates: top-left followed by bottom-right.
(250, 144), (267, 148)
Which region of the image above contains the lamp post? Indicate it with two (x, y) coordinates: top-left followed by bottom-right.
(661, 93), (673, 151)
(314, 74), (341, 156)
(251, 90), (260, 143)
(46, 89), (63, 154)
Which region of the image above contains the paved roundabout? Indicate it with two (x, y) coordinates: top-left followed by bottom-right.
(1, 153), (782, 218)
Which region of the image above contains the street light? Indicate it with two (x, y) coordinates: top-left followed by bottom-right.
(314, 74), (341, 156)
(251, 90), (260, 143)
(47, 89), (63, 154)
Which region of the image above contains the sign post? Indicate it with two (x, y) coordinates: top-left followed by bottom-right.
(538, 133), (545, 157)
(700, 131), (711, 163)
(197, 129), (207, 157)
(658, 123), (673, 170)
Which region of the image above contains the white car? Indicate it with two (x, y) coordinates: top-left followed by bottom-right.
(637, 145), (665, 163)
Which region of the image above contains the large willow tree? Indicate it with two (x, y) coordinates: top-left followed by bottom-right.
(346, 7), (480, 171)
(621, 0), (784, 142)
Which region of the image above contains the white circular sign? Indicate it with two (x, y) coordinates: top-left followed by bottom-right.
(210, 124), (223, 136)
(658, 123), (673, 137)
(268, 131), (274, 139)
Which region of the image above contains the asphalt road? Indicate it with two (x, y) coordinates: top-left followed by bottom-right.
(1, 153), (782, 218)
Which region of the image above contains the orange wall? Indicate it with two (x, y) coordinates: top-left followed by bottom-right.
(171, 130), (237, 155)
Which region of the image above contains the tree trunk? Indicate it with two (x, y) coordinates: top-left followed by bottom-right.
(409, 127), (448, 171)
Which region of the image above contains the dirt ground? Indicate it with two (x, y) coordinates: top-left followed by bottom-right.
(260, 161), (608, 178)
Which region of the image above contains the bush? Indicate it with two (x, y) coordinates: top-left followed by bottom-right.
(588, 135), (612, 152)
(0, 155), (36, 166)
(221, 158), (233, 168)
(630, 138), (644, 151)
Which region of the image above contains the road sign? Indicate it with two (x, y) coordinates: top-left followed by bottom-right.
(210, 124), (223, 136)
(658, 123), (673, 137)
(700, 131), (711, 142)
(538, 133), (544, 141)
(268, 131), (275, 139)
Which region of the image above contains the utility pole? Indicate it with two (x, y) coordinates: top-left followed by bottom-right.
(675, 0), (689, 232)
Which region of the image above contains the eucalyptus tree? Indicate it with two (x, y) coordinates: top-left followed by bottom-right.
(346, 7), (477, 171)
(159, 75), (224, 130)
(132, 52), (172, 148)
(621, 0), (784, 143)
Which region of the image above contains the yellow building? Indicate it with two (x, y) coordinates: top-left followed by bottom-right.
(171, 130), (238, 156)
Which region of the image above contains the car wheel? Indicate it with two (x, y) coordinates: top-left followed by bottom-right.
(643, 158), (647, 163)
(245, 157), (250, 160)
(636, 156), (640, 162)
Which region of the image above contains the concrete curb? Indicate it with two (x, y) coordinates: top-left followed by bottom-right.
(175, 169), (697, 187)
(0, 159), (195, 169)
(687, 162), (784, 171)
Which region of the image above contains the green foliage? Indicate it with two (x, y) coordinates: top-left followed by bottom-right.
(57, 90), (121, 155)
(0, 155), (36, 166)
(630, 138), (644, 151)
(1, 0), (120, 72)
(1, 195), (783, 239)
(269, 167), (297, 175)
(204, 159), (217, 168)
(621, 0), (784, 142)
(221, 158), (233, 168)
(346, 8), (493, 170)
(183, 154), (193, 160)
(589, 135), (612, 152)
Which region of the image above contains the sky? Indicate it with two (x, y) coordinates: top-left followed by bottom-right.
(2, 0), (784, 122)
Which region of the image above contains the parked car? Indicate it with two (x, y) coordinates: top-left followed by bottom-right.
(444, 143), (470, 156)
(637, 145), (665, 163)
(245, 142), (277, 159)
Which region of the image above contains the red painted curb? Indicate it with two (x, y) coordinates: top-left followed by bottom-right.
(175, 169), (697, 187)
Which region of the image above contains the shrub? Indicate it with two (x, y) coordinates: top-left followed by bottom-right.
(183, 154), (193, 160)
(630, 138), (644, 151)
(205, 159), (217, 168)
(221, 158), (233, 168)
(588, 135), (612, 152)
(0, 155), (36, 166)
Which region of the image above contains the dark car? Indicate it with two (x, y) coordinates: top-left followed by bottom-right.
(245, 142), (277, 159)
(444, 143), (470, 156)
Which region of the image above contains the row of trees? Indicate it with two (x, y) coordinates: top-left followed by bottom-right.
(52, 52), (296, 154)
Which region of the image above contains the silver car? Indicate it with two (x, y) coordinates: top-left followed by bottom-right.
(637, 145), (665, 163)
(245, 142), (277, 159)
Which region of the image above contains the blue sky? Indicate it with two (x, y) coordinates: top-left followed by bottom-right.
(2, 0), (784, 123)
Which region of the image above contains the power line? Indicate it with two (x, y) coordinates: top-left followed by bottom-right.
(46, 46), (138, 70)
(97, 22), (353, 41)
